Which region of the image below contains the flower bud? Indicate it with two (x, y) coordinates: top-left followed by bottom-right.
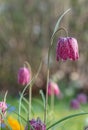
(77, 93), (87, 104)
(70, 99), (80, 109)
(18, 67), (31, 85)
(56, 37), (79, 61)
(47, 81), (60, 96)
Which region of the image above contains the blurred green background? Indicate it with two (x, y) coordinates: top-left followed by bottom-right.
(0, 0), (88, 96)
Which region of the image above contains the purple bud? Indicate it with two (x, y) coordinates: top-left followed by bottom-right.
(77, 93), (87, 104)
(18, 67), (31, 85)
(70, 99), (80, 109)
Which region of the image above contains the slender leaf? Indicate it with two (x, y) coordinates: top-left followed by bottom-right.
(47, 112), (88, 129)
(4, 91), (8, 102)
(52, 8), (71, 39)
(40, 90), (45, 108)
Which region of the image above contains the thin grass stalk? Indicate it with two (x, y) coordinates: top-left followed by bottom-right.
(44, 37), (54, 124)
(29, 85), (32, 120)
(51, 89), (54, 111)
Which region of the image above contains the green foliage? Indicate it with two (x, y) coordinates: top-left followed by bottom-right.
(4, 97), (88, 130)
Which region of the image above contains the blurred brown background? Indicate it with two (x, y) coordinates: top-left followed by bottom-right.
(0, 0), (88, 96)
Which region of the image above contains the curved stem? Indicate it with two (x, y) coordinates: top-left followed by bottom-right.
(44, 8), (71, 124)
(4, 91), (8, 102)
(24, 61), (32, 79)
(18, 62), (42, 123)
(24, 61), (32, 120)
(44, 36), (54, 124)
(55, 27), (68, 37)
(51, 27), (68, 46)
(44, 27), (68, 124)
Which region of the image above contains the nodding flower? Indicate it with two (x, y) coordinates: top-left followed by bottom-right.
(56, 37), (79, 61)
(18, 67), (31, 85)
(47, 81), (60, 96)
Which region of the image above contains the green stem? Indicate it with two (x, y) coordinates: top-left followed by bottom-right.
(44, 33), (54, 123)
(4, 91), (8, 102)
(24, 61), (32, 121)
(1, 120), (2, 130)
(51, 90), (54, 111)
(51, 27), (68, 44)
(19, 62), (42, 123)
(44, 8), (71, 125)
(44, 26), (68, 124)
(44, 69), (49, 123)
(29, 85), (32, 120)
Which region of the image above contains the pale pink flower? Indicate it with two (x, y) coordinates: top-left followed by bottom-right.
(47, 81), (60, 96)
(56, 37), (79, 61)
(0, 101), (7, 123)
(18, 67), (31, 85)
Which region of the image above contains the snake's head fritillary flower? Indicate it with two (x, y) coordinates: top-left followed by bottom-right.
(70, 99), (80, 109)
(25, 118), (46, 130)
(47, 81), (60, 96)
(56, 37), (79, 61)
(18, 67), (31, 85)
(77, 93), (87, 104)
(0, 101), (7, 123)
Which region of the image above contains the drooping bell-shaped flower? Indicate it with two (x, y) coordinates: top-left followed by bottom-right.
(25, 118), (46, 130)
(47, 81), (60, 96)
(56, 37), (79, 61)
(18, 67), (31, 85)
(0, 101), (7, 123)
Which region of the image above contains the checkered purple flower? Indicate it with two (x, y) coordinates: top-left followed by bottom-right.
(56, 37), (79, 61)
(25, 118), (46, 130)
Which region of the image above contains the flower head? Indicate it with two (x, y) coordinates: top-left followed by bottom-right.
(18, 67), (31, 85)
(70, 99), (80, 109)
(0, 101), (7, 123)
(77, 93), (87, 104)
(56, 37), (79, 61)
(7, 117), (24, 130)
(25, 118), (46, 130)
(47, 81), (60, 96)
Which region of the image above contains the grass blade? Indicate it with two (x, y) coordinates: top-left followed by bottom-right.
(47, 112), (88, 129)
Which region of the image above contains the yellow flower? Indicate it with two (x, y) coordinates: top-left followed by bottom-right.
(7, 117), (24, 130)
